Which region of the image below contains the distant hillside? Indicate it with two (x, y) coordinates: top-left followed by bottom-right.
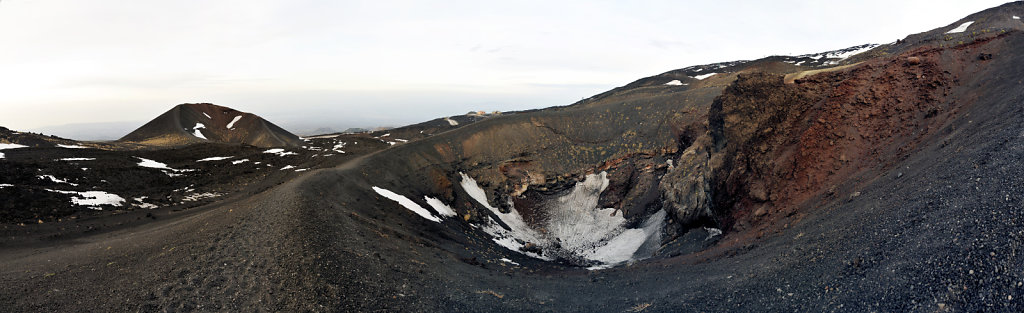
(120, 103), (304, 148)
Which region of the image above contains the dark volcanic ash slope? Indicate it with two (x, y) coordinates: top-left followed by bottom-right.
(0, 128), (389, 239)
(4, 3), (1024, 313)
(120, 103), (303, 148)
(286, 4), (1024, 311)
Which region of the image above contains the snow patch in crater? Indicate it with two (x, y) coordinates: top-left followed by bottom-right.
(373, 186), (441, 222)
(461, 172), (666, 268)
(461, 172), (548, 259)
(424, 196), (458, 217)
(664, 80), (684, 86)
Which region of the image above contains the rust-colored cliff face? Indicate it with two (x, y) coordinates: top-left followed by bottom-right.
(705, 33), (1013, 241)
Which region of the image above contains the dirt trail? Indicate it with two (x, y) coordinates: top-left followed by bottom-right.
(0, 170), (326, 311)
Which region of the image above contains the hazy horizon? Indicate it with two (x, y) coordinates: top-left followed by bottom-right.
(0, 0), (1011, 140)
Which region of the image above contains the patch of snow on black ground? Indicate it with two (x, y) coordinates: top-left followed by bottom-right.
(460, 172), (666, 268)
(59, 158), (95, 161)
(46, 189), (125, 210)
(424, 196), (457, 217)
(946, 21), (975, 34)
(263, 148), (297, 157)
(373, 186), (441, 222)
(197, 156), (233, 162)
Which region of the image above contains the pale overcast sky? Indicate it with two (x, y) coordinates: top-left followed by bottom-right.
(0, 0), (1011, 138)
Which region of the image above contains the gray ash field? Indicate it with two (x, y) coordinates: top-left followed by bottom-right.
(3, 3), (1024, 312)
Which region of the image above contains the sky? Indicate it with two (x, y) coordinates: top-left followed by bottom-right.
(0, 0), (1012, 139)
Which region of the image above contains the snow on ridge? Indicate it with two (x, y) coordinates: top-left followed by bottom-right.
(192, 123), (208, 140)
(824, 44), (878, 60)
(227, 115), (242, 129)
(946, 21), (974, 34)
(57, 144), (88, 149)
(1015, 16), (1021, 20)
(693, 73), (717, 80)
(203, 112), (212, 119)
(664, 80), (684, 86)
(197, 156), (233, 162)
(60, 158), (95, 161)
(445, 117), (459, 126)
(280, 165), (296, 170)
(231, 158), (249, 165)
(372, 186), (441, 222)
(0, 184), (12, 188)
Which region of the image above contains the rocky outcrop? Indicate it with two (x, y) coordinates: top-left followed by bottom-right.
(658, 134), (716, 226)
(689, 31), (1009, 235)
